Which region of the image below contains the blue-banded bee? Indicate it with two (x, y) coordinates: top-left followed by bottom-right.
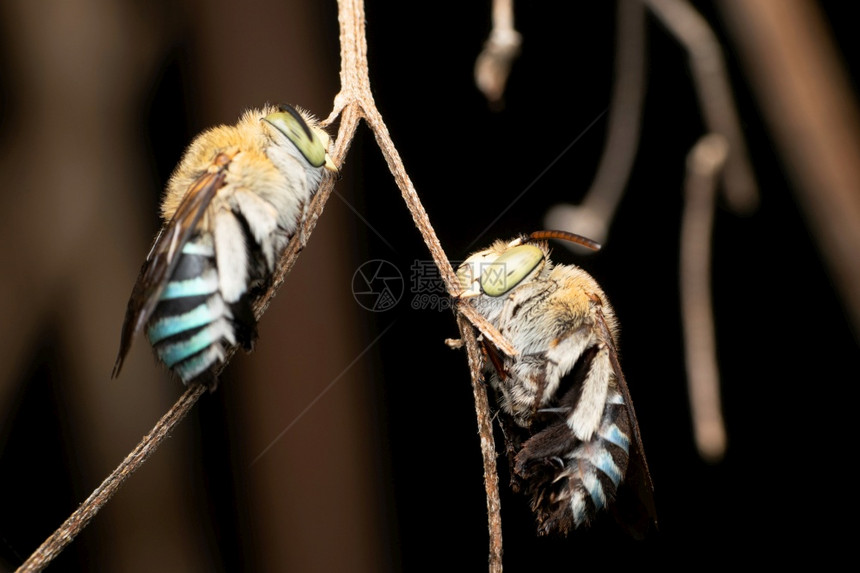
(457, 230), (656, 536)
(112, 104), (336, 387)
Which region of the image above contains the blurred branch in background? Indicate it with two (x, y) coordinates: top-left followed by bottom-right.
(681, 134), (729, 463)
(474, 0), (522, 108)
(718, 0), (860, 342)
(645, 0), (759, 213)
(545, 0), (860, 464)
(642, 0), (758, 462)
(545, 0), (751, 461)
(545, 0), (647, 247)
(0, 0), (206, 570)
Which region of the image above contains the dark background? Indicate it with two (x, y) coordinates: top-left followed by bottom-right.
(1, 1), (857, 571)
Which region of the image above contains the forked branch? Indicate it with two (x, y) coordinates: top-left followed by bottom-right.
(16, 0), (507, 571)
(326, 1), (505, 568)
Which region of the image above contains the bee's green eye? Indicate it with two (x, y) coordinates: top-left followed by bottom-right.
(480, 244), (544, 296)
(263, 105), (328, 168)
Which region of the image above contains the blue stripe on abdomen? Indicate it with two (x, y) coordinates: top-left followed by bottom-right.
(592, 448), (624, 486)
(570, 493), (587, 527)
(601, 423), (630, 452)
(174, 346), (223, 382)
(583, 472), (607, 510)
(181, 241), (215, 257)
(156, 320), (233, 368)
(147, 298), (225, 343)
(145, 234), (236, 382)
(160, 270), (219, 300)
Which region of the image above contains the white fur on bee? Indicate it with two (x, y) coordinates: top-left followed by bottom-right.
(231, 189), (281, 269)
(569, 343), (612, 441)
(214, 209), (249, 303)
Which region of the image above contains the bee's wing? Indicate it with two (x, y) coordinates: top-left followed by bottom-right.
(111, 164), (229, 378)
(594, 307), (659, 537)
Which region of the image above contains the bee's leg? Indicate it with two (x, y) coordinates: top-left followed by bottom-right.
(229, 296), (258, 352)
(498, 413), (528, 493)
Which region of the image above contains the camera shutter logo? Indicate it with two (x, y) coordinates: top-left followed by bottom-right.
(352, 260), (404, 311)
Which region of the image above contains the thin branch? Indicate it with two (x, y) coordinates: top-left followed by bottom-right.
(545, 0), (647, 250)
(643, 0), (758, 213)
(475, 0), (522, 106)
(328, 0), (517, 356)
(680, 134), (729, 462)
(329, 0), (508, 566)
(327, 0), (458, 293)
(457, 315), (504, 573)
(15, 383), (207, 572)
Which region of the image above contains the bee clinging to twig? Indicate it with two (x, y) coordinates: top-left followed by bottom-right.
(112, 104), (336, 388)
(457, 230), (657, 536)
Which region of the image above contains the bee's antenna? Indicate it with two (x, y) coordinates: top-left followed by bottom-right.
(529, 230), (602, 252)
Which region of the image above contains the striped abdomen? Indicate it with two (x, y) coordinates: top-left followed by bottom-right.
(514, 387), (632, 535)
(146, 236), (255, 385)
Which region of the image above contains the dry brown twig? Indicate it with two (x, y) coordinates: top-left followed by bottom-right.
(326, 3), (507, 566)
(16, 0), (509, 571)
(15, 383), (207, 572)
(457, 314), (505, 572)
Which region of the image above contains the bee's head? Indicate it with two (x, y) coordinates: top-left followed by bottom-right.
(457, 231), (600, 298)
(262, 104), (337, 172)
(457, 237), (547, 298)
